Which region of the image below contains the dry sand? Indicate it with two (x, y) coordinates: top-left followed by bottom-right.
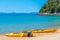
(0, 29), (60, 40)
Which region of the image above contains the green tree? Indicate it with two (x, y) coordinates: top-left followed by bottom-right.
(40, 0), (59, 13)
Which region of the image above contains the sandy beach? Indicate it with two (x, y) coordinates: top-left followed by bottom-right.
(0, 29), (60, 40)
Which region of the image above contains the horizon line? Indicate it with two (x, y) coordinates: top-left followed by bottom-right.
(0, 12), (38, 13)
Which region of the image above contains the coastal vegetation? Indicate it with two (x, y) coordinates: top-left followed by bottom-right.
(40, 0), (60, 14)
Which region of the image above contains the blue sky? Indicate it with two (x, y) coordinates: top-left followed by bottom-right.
(0, 0), (47, 13)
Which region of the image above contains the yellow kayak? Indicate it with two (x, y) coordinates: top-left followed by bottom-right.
(5, 29), (57, 37)
(5, 33), (27, 37)
(31, 29), (57, 33)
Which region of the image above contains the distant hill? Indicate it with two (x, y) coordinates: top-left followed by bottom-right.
(40, 0), (60, 15)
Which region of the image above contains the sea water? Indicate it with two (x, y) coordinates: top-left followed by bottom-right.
(0, 13), (60, 34)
